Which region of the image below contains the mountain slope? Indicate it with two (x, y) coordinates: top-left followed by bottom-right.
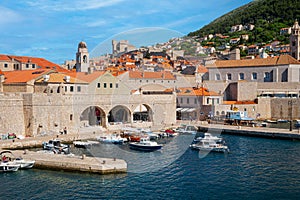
(188, 0), (300, 38)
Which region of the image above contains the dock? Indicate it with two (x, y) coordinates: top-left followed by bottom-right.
(12, 150), (127, 174)
(0, 127), (127, 174)
(198, 124), (300, 140)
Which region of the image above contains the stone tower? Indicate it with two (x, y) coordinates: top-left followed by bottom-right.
(76, 41), (89, 72)
(290, 20), (300, 60)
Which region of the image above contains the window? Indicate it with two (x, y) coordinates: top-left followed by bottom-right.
(153, 80), (155, 83)
(187, 98), (189, 104)
(70, 86), (74, 92)
(207, 98), (210, 104)
(116, 83), (119, 88)
(97, 83), (100, 88)
(26, 64), (29, 68)
(264, 72), (271, 82)
(180, 98), (183, 103)
(252, 72), (257, 80)
(65, 86), (68, 92)
(104, 83), (107, 88)
(140, 80), (142, 83)
(226, 73), (232, 80)
(194, 98), (197, 104)
(239, 73), (244, 80)
(70, 114), (73, 121)
(110, 83), (113, 88)
(77, 86), (81, 92)
(32, 64), (36, 68)
(4, 63), (8, 68)
(215, 74), (221, 80)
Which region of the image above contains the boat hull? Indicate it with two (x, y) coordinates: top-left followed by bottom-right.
(129, 143), (162, 152)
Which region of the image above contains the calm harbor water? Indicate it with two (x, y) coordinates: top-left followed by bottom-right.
(2, 134), (300, 200)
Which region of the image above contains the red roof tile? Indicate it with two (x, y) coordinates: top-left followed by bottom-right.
(176, 87), (220, 96)
(3, 69), (52, 84)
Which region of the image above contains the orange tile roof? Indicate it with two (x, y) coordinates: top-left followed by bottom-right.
(66, 71), (106, 83)
(207, 55), (300, 68)
(176, 87), (220, 96)
(223, 100), (256, 105)
(0, 54), (69, 72)
(0, 70), (3, 75)
(3, 69), (52, 84)
(197, 65), (208, 73)
(0, 54), (11, 62)
(35, 73), (88, 84)
(129, 71), (176, 80)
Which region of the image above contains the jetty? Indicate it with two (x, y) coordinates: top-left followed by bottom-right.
(0, 127), (127, 174)
(12, 150), (127, 174)
(198, 124), (300, 140)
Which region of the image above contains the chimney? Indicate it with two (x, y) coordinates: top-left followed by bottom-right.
(64, 76), (70, 83)
(43, 75), (50, 82)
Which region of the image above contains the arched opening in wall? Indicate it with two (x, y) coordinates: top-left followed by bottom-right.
(80, 106), (105, 127)
(108, 105), (131, 124)
(133, 104), (152, 122)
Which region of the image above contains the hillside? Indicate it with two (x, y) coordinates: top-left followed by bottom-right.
(188, 0), (300, 44)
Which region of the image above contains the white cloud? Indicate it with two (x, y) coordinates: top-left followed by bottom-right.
(0, 6), (21, 25)
(86, 20), (108, 27)
(25, 0), (125, 12)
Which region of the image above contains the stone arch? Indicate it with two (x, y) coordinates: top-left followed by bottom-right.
(80, 106), (106, 127)
(108, 105), (131, 124)
(133, 104), (153, 122)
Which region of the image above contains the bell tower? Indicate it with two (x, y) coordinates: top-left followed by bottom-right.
(290, 20), (300, 60)
(76, 41), (89, 72)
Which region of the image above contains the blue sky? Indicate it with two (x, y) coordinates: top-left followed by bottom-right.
(0, 0), (252, 64)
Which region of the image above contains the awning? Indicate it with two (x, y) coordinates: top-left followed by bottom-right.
(176, 108), (196, 112)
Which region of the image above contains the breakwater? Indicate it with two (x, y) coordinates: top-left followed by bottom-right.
(198, 124), (300, 140)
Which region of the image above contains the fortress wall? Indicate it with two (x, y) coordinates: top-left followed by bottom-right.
(0, 93), (25, 135)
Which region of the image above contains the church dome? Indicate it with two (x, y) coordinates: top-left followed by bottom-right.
(78, 41), (87, 49)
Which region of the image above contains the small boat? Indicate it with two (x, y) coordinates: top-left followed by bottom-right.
(14, 158), (35, 169)
(190, 141), (229, 153)
(42, 139), (70, 154)
(192, 132), (223, 144)
(0, 150), (35, 169)
(129, 137), (163, 152)
(0, 162), (19, 172)
(97, 134), (127, 144)
(128, 135), (141, 142)
(177, 124), (197, 135)
(73, 140), (99, 148)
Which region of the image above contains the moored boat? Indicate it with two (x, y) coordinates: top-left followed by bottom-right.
(129, 137), (163, 152)
(0, 162), (19, 172)
(97, 134), (127, 144)
(0, 150), (35, 169)
(42, 139), (70, 154)
(190, 140), (229, 153)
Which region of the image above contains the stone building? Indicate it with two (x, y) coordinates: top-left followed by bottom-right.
(176, 87), (223, 120)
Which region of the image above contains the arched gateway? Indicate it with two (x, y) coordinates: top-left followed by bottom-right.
(80, 106), (106, 127)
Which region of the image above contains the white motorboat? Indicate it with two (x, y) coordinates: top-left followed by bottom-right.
(177, 124), (197, 135)
(0, 150), (35, 169)
(0, 162), (19, 172)
(129, 137), (163, 152)
(73, 140), (99, 148)
(190, 140), (229, 153)
(193, 132), (223, 143)
(97, 134), (127, 144)
(42, 139), (70, 154)
(14, 158), (35, 169)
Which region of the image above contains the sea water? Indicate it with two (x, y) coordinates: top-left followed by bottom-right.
(1, 134), (300, 200)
